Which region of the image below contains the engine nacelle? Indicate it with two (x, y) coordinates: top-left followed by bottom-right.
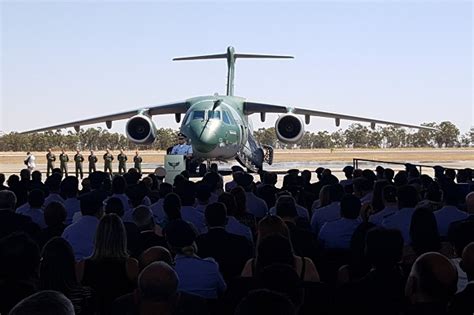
(125, 114), (157, 145)
(275, 114), (305, 144)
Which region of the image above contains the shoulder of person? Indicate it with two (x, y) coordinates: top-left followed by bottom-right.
(383, 212), (396, 219)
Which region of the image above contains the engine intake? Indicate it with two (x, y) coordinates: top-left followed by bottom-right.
(275, 114), (304, 144)
(126, 114), (157, 145)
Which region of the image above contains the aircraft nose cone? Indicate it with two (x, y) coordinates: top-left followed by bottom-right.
(189, 121), (218, 153)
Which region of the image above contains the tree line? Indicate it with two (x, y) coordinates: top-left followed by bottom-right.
(0, 121), (472, 152)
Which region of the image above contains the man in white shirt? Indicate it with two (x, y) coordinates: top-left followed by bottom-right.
(24, 152), (36, 171)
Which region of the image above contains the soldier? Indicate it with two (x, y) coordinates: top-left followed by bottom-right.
(74, 149), (84, 179)
(88, 150), (98, 174)
(103, 149), (114, 176)
(46, 148), (56, 177)
(59, 149), (69, 177)
(117, 148), (128, 175)
(133, 150), (143, 174)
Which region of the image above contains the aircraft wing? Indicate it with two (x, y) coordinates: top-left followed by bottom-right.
(244, 102), (437, 131)
(20, 102), (189, 134)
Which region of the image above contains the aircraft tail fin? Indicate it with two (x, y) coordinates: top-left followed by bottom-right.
(173, 46), (293, 96)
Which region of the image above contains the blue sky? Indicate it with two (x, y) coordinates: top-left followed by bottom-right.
(1, 1), (472, 135)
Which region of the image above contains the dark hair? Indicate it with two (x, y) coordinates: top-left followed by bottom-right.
(205, 202), (227, 227)
(393, 171), (408, 187)
(133, 206), (154, 230)
(256, 234), (294, 273)
(365, 227), (403, 269)
(203, 172), (220, 192)
(28, 189), (45, 208)
(425, 182), (442, 202)
(0, 233), (40, 281)
(39, 237), (79, 293)
(218, 192), (238, 216)
(410, 206), (441, 254)
(450, 220), (474, 256)
(340, 194), (361, 219)
(174, 180), (196, 206)
(158, 183), (173, 198)
(44, 202), (67, 227)
(196, 183), (211, 202)
(397, 185), (419, 209)
(370, 180), (388, 212)
(382, 185), (397, 203)
(259, 264), (304, 310)
(231, 186), (248, 216)
(79, 193), (103, 216)
(31, 171), (42, 182)
(333, 184), (344, 202)
(163, 193), (181, 220)
(112, 175), (127, 194)
(60, 176), (78, 198)
(275, 196), (297, 218)
(0, 173), (5, 184)
(104, 197), (125, 217)
(235, 289), (296, 315)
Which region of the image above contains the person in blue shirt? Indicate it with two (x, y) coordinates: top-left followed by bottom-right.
(62, 193), (103, 261)
(318, 194), (362, 250)
(171, 133), (193, 157)
(164, 219), (226, 299)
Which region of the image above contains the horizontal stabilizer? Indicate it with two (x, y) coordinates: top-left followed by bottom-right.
(173, 54), (227, 61)
(235, 53), (294, 59)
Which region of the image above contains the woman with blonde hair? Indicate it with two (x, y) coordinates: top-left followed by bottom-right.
(241, 215), (320, 282)
(77, 214), (138, 314)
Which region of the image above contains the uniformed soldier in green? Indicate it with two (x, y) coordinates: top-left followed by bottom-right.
(117, 148), (128, 175)
(59, 149), (69, 177)
(133, 150), (143, 173)
(46, 148), (56, 177)
(74, 149), (84, 179)
(88, 150), (98, 174)
(103, 149), (114, 176)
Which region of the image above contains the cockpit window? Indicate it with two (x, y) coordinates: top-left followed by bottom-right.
(222, 111), (232, 124)
(208, 111), (221, 120)
(193, 111), (205, 120)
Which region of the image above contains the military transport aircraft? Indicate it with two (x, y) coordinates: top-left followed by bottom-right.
(22, 46), (434, 172)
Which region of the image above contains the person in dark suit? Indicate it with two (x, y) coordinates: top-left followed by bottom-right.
(448, 242), (474, 315)
(196, 202), (253, 282)
(0, 190), (40, 240)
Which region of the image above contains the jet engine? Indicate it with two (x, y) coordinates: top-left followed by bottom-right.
(125, 114), (157, 145)
(275, 114), (304, 144)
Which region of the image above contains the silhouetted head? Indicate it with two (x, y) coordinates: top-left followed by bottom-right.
(139, 246), (173, 270)
(405, 252), (457, 304)
(9, 290), (74, 315)
(205, 202), (227, 227)
(235, 289), (295, 315)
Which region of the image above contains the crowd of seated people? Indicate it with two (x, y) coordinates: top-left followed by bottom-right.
(0, 162), (473, 315)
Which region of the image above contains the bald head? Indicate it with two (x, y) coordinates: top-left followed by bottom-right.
(138, 261), (178, 302)
(461, 242), (474, 281)
(139, 246), (173, 270)
(466, 192), (474, 214)
(406, 252), (458, 303)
